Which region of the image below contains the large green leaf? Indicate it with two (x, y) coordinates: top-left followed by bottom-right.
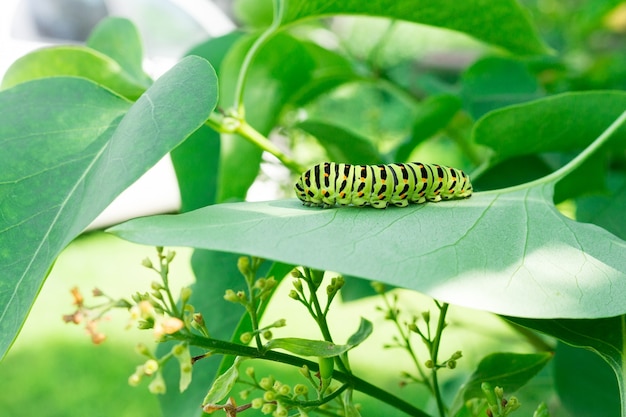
(1, 46), (148, 101)
(508, 316), (625, 415)
(0, 56), (218, 360)
(277, 0), (549, 55)
(473, 91), (626, 162)
(86, 17), (153, 89)
(460, 56), (544, 119)
(108, 181), (626, 319)
(553, 342), (620, 417)
(1, 18), (151, 101)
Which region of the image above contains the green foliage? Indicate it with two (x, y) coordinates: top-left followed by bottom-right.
(2, 0), (626, 416)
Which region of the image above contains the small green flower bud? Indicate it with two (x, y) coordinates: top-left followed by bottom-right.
(290, 269), (304, 279)
(172, 342), (187, 357)
(274, 402), (288, 417)
(421, 311), (431, 323)
(371, 281), (385, 294)
(259, 376), (274, 390)
(144, 359), (159, 375)
(151, 281), (163, 291)
(224, 289), (239, 303)
(408, 323), (419, 333)
(156, 246), (164, 254)
(246, 367), (255, 378)
(481, 382), (497, 406)
(278, 384), (290, 396)
(128, 372), (142, 386)
(135, 343), (151, 357)
(237, 256), (250, 276)
(141, 258), (153, 268)
(494, 386), (504, 399)
(292, 279), (303, 292)
(264, 277), (277, 290)
(261, 403), (276, 415)
(288, 290), (299, 300)
(263, 330), (273, 340)
(148, 372), (166, 394)
(240, 332), (253, 344)
(326, 284), (336, 295)
(251, 398), (264, 409)
(165, 250), (176, 263)
(506, 396), (521, 411)
(239, 389), (251, 400)
(273, 318), (286, 328)
(255, 278), (267, 289)
(263, 390), (276, 402)
(273, 381), (282, 391)
(446, 360), (457, 369)
(450, 350), (463, 360)
(424, 359), (434, 368)
(294, 384), (308, 396)
(180, 287), (192, 304)
(151, 290), (164, 300)
(237, 290), (246, 301)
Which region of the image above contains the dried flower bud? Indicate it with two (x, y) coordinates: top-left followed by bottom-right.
(70, 287), (84, 306)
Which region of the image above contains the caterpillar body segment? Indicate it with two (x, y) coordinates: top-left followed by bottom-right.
(294, 162), (473, 209)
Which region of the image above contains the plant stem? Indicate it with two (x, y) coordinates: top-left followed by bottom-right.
(233, 0), (282, 114)
(381, 293), (430, 389)
(304, 269), (351, 374)
(430, 302), (449, 417)
(178, 333), (432, 417)
(236, 120), (304, 174)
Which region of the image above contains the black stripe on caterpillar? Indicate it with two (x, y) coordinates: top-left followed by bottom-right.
(294, 162), (473, 209)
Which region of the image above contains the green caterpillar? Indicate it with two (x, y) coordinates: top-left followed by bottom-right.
(294, 162), (473, 209)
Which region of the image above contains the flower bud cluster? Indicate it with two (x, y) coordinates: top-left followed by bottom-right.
(482, 383), (521, 417)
